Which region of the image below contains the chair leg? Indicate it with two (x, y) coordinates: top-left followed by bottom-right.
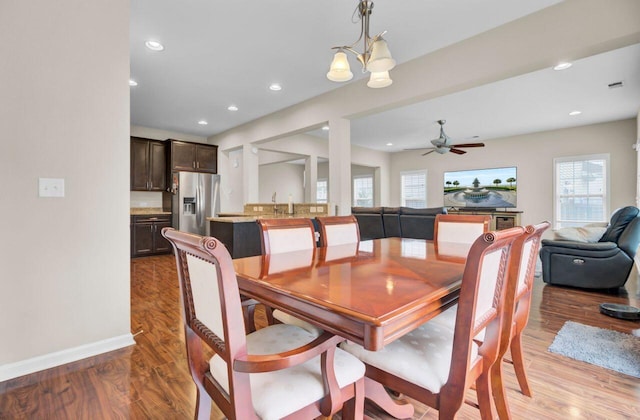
(194, 387), (212, 420)
(491, 360), (512, 420)
(510, 333), (532, 397)
(475, 372), (496, 420)
(340, 378), (365, 420)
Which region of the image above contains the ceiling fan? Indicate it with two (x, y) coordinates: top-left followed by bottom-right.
(411, 120), (485, 156)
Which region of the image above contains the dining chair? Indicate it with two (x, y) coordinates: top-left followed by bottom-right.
(257, 218), (323, 336)
(490, 221), (550, 418)
(161, 228), (365, 420)
(433, 213), (491, 257)
(316, 215), (360, 247)
(341, 226), (525, 419)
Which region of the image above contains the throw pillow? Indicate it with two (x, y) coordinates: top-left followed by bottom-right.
(554, 226), (607, 243)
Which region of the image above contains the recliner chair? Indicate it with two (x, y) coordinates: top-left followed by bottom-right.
(540, 206), (640, 289)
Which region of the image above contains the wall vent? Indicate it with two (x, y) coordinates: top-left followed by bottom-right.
(608, 81), (624, 89)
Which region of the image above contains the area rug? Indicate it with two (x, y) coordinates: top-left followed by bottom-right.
(548, 321), (640, 378)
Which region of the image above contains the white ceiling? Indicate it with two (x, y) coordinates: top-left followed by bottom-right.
(130, 0), (639, 152)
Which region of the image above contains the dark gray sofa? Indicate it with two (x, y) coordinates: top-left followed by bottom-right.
(351, 206), (447, 240)
(540, 206), (640, 289)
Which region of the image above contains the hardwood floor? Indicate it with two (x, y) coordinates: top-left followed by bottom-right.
(1, 254), (639, 419)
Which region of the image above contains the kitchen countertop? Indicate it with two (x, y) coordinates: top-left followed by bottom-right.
(208, 214), (315, 223)
(130, 207), (172, 215)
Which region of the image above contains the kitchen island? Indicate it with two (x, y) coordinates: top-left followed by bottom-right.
(208, 214), (322, 259)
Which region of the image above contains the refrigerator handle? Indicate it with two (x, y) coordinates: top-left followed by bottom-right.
(196, 175), (203, 227)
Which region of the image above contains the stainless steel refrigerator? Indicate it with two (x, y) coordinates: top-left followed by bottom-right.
(171, 172), (220, 236)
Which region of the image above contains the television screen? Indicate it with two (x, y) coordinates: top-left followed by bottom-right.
(443, 166), (517, 209)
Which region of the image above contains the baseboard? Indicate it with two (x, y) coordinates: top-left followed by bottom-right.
(0, 333), (135, 382)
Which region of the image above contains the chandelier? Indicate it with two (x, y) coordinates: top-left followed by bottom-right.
(326, 0), (396, 88)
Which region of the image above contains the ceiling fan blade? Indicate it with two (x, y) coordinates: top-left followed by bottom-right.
(452, 142), (485, 148)
(404, 147), (434, 151)
(449, 148), (467, 155)
(422, 150), (436, 156)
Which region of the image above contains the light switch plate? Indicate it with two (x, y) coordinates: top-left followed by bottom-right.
(39, 178), (65, 197)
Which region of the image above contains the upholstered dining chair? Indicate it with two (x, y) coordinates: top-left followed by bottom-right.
(341, 226), (525, 419)
(490, 221), (550, 418)
(162, 228), (365, 420)
(433, 213), (491, 257)
(257, 218), (323, 336)
(316, 215), (360, 247)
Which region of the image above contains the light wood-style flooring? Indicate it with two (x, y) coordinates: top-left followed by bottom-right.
(1, 254), (639, 419)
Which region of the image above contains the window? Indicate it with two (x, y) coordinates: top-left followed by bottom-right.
(401, 171), (427, 208)
(554, 154), (609, 228)
(353, 175), (374, 207)
(316, 179), (328, 203)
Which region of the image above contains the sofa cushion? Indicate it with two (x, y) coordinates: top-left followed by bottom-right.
(599, 206), (639, 243)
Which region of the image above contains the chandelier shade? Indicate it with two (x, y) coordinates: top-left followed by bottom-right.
(327, 50), (354, 82)
(367, 71), (392, 88)
(366, 38), (396, 72)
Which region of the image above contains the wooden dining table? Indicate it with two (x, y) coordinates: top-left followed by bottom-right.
(233, 237), (467, 418)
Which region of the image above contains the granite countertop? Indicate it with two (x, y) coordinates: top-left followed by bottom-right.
(131, 207), (172, 215)
(208, 214), (314, 223)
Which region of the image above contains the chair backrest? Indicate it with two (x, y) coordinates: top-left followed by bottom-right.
(162, 228), (254, 418)
(506, 222), (550, 339)
(316, 215), (360, 247)
(257, 218), (317, 254)
(599, 206), (639, 244)
(434, 214), (491, 258)
(445, 226), (524, 398)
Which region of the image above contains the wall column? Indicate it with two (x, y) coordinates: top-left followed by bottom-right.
(305, 154), (318, 202)
(328, 118), (351, 215)
(243, 144), (259, 204)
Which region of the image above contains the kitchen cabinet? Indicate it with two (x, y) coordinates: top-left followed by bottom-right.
(131, 215), (172, 257)
(131, 137), (167, 191)
(169, 140), (218, 173)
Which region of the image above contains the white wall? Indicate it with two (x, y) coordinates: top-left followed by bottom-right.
(258, 163), (305, 203)
(390, 119), (637, 228)
(0, 0), (132, 380)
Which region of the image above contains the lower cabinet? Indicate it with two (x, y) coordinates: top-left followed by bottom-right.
(131, 215), (172, 257)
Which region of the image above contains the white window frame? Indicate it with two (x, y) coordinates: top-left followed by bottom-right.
(400, 170), (428, 208)
(353, 175), (374, 207)
(553, 153), (609, 229)
(316, 178), (328, 203)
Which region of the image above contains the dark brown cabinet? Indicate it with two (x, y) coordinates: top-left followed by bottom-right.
(131, 215), (172, 257)
(131, 137), (167, 191)
(169, 140), (218, 173)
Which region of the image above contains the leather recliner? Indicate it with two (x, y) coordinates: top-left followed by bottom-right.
(540, 206), (640, 289)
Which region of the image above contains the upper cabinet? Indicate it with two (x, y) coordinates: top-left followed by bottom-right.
(169, 140), (218, 173)
(131, 137), (167, 191)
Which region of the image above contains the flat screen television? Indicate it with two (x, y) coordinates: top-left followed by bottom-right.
(443, 166), (517, 209)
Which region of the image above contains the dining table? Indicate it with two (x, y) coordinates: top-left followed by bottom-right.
(233, 237), (467, 418)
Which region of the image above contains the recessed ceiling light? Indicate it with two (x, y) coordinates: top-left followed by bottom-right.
(145, 40), (164, 51)
(198, 120), (208, 125)
(129, 79), (138, 86)
(553, 62), (572, 71)
(269, 83), (282, 91)
(569, 110), (582, 116)
(227, 105), (239, 111)
(386, 142), (393, 146)
(321, 125), (329, 131)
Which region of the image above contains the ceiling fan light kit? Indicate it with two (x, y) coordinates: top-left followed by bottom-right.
(327, 0), (396, 88)
(408, 119), (485, 156)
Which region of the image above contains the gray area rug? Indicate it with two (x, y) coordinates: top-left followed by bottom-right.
(548, 321), (640, 378)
